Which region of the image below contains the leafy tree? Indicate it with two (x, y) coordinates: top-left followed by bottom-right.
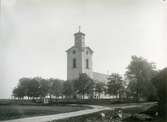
(126, 80), (137, 98)
(27, 78), (40, 99)
(48, 79), (64, 98)
(86, 79), (95, 99)
(73, 73), (95, 99)
(18, 77), (32, 98)
(95, 82), (105, 99)
(13, 77), (66, 100)
(63, 80), (75, 99)
(152, 68), (167, 118)
(125, 56), (157, 101)
(48, 78), (54, 99)
(12, 77), (40, 99)
(13, 87), (25, 99)
(38, 78), (49, 98)
(107, 73), (123, 99)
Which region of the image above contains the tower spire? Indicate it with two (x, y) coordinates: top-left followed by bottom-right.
(79, 25), (81, 32)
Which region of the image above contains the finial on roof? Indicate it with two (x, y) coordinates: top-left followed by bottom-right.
(74, 25), (85, 36)
(79, 25), (81, 32)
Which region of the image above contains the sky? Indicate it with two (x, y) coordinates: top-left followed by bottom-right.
(0, 0), (167, 98)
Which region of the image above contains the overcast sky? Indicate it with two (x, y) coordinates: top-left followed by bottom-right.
(0, 0), (167, 98)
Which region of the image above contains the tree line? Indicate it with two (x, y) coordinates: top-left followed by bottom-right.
(12, 55), (167, 116)
(12, 73), (126, 100)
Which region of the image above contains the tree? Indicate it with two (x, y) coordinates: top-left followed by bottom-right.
(27, 78), (40, 99)
(86, 79), (95, 99)
(48, 79), (64, 98)
(73, 73), (95, 99)
(152, 68), (167, 118)
(125, 56), (157, 101)
(13, 87), (25, 99)
(107, 73), (123, 99)
(126, 80), (137, 98)
(38, 78), (49, 98)
(63, 80), (75, 99)
(95, 82), (105, 99)
(18, 77), (32, 98)
(13, 77), (67, 100)
(12, 77), (40, 99)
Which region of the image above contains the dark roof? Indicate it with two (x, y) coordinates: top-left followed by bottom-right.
(93, 72), (109, 83)
(66, 46), (94, 53)
(74, 31), (85, 36)
(66, 46), (75, 52)
(86, 46), (94, 53)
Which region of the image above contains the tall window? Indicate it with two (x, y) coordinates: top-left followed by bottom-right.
(73, 50), (76, 54)
(86, 59), (89, 69)
(73, 58), (76, 68)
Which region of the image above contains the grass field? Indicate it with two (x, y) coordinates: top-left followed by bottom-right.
(0, 102), (163, 122)
(56, 103), (164, 122)
(0, 104), (88, 121)
(56, 109), (164, 122)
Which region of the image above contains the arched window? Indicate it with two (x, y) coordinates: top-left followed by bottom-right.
(73, 50), (76, 54)
(73, 58), (76, 68)
(86, 59), (89, 69)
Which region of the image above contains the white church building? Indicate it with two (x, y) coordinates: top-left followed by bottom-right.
(66, 29), (109, 83)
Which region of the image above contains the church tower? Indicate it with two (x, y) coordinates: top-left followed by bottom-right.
(66, 28), (93, 80)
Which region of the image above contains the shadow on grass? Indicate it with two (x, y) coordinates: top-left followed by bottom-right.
(0, 104), (89, 121)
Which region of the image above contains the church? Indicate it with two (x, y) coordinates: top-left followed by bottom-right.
(66, 28), (109, 83)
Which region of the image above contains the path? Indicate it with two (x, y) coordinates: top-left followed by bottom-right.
(1, 102), (157, 122)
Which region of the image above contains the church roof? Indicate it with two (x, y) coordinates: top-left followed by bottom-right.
(93, 72), (109, 83)
(74, 31), (85, 36)
(66, 46), (75, 52)
(66, 46), (94, 53)
(86, 46), (94, 53)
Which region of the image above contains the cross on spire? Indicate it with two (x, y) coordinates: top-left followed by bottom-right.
(79, 25), (81, 32)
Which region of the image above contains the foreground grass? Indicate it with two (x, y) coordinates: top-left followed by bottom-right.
(123, 117), (164, 122)
(56, 111), (164, 122)
(0, 104), (88, 121)
(56, 103), (164, 122)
